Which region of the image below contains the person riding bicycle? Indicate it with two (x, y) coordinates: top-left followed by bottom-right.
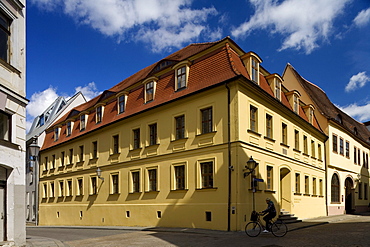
(260, 198), (276, 233)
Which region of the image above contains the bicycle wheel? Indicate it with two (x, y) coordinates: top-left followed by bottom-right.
(271, 220), (288, 237)
(245, 221), (262, 237)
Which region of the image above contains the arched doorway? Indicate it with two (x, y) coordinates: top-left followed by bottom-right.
(345, 177), (354, 214)
(280, 168), (291, 213)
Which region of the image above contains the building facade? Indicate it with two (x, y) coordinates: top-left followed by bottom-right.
(283, 64), (370, 215)
(39, 38), (328, 231)
(26, 92), (86, 225)
(0, 0), (27, 245)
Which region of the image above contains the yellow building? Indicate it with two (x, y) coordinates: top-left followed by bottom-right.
(283, 64), (370, 215)
(39, 38), (327, 231)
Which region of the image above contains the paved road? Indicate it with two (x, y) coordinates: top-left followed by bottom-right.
(27, 214), (370, 246)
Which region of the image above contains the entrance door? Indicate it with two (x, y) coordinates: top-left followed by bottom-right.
(280, 168), (291, 213)
(0, 187), (4, 241)
(345, 178), (354, 214)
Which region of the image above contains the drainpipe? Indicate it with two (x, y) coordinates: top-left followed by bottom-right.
(324, 141), (328, 216)
(225, 83), (232, 231)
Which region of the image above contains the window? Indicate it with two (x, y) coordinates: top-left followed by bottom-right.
(96, 105), (103, 123)
(148, 169), (157, 191)
(39, 115), (45, 127)
(50, 182), (55, 198)
(92, 141), (98, 159)
(175, 115), (185, 140)
(80, 114), (86, 131)
(77, 178), (83, 196)
(309, 108), (314, 124)
(311, 141), (315, 158)
(145, 81), (155, 102)
(67, 180), (72, 196)
(345, 141), (350, 158)
(51, 155), (55, 169)
(365, 183), (368, 200)
(201, 107), (213, 134)
(44, 157), (48, 171)
(332, 134), (337, 153)
(293, 94), (299, 113)
(266, 166), (273, 190)
(339, 138), (344, 155)
(201, 161), (214, 188)
(250, 106), (258, 132)
(42, 183), (47, 198)
(363, 152), (366, 167)
(313, 177), (317, 195)
(68, 148), (73, 165)
(319, 179), (323, 196)
(282, 123), (287, 145)
(132, 171), (140, 193)
(354, 147), (357, 164)
(79, 145), (84, 162)
(304, 175), (309, 195)
(358, 182), (362, 199)
(0, 110), (10, 141)
(295, 173), (300, 193)
(54, 128), (59, 141)
(66, 121), (72, 137)
(251, 58), (259, 83)
(111, 174), (119, 194)
(0, 11), (11, 62)
(358, 149), (361, 165)
(118, 94), (126, 114)
(113, 135), (119, 154)
(318, 144), (322, 160)
(275, 81), (281, 100)
(176, 66), (187, 90)
(133, 129), (140, 149)
(59, 180), (64, 197)
(265, 114), (272, 138)
(175, 165), (185, 190)
(60, 151), (65, 167)
(331, 174), (340, 203)
(149, 123), (157, 146)
(303, 135), (308, 154)
(90, 176), (97, 195)
(294, 130), (299, 150)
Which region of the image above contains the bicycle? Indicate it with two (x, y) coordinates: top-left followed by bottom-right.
(245, 211), (288, 237)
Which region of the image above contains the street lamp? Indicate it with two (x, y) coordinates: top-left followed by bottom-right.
(28, 137), (40, 225)
(244, 156), (259, 178)
(96, 167), (104, 180)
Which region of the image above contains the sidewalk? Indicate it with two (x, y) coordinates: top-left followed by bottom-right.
(25, 212), (370, 247)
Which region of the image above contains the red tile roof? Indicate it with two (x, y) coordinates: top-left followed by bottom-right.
(42, 38), (324, 150)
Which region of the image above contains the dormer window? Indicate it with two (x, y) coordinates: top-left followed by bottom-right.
(241, 52), (263, 85)
(303, 104), (315, 124)
(335, 114), (343, 124)
(354, 127), (358, 135)
(173, 61), (191, 91)
(39, 114), (45, 127)
(118, 94), (126, 114)
(143, 77), (158, 103)
(285, 90), (301, 114)
(95, 105), (104, 124)
(80, 114), (87, 131)
(66, 121), (73, 136)
(54, 127), (60, 141)
(266, 73), (283, 101)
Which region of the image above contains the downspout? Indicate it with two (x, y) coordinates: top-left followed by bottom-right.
(226, 82), (232, 231)
(324, 141), (329, 216)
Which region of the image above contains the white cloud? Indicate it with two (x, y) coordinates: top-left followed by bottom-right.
(353, 8), (370, 27)
(339, 103), (370, 122)
(345, 72), (370, 92)
(26, 82), (101, 132)
(29, 0), (219, 52)
(231, 0), (351, 54)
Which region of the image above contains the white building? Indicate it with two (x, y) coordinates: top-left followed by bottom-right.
(0, 0), (27, 246)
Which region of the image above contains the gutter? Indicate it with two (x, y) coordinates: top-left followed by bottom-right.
(225, 82), (232, 231)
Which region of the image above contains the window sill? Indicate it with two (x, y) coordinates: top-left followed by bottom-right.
(303, 194), (311, 197)
(196, 131), (217, 137)
(0, 140), (20, 150)
(171, 137), (188, 143)
(294, 192), (302, 196)
(280, 143), (289, 148)
(144, 190), (159, 193)
(303, 153), (309, 157)
(264, 190), (276, 193)
(89, 157), (99, 161)
(145, 144), (160, 148)
(247, 129), (261, 137)
(196, 187), (218, 191)
(170, 189), (188, 192)
(264, 136), (275, 142)
(0, 59), (21, 75)
(110, 152), (121, 157)
(129, 191), (142, 194)
(293, 149), (301, 153)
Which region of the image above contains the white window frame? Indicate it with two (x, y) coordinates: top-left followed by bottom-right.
(110, 172), (120, 194)
(143, 77), (158, 103)
(173, 61), (191, 91)
(196, 158), (216, 189)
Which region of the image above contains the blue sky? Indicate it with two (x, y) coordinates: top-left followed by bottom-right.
(26, 0), (370, 130)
